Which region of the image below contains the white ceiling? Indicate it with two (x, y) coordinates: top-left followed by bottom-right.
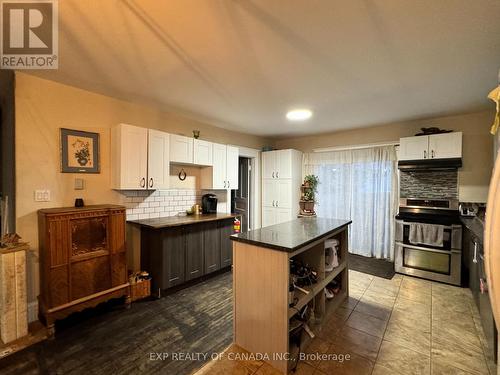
(30, 0), (500, 137)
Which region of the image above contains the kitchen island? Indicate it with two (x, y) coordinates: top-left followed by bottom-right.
(230, 217), (351, 374)
(128, 214), (237, 296)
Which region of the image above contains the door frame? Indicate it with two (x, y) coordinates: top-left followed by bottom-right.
(229, 146), (261, 230)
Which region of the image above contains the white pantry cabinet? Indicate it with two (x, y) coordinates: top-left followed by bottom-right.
(261, 149), (302, 227)
(200, 144), (239, 190)
(193, 139), (213, 166)
(262, 149), (296, 179)
(112, 124), (170, 190)
(170, 134), (194, 164)
(399, 132), (462, 161)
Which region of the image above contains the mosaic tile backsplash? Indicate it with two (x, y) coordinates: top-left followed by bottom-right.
(400, 170), (458, 199)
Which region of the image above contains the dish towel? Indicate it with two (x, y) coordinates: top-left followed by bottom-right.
(409, 223), (444, 247)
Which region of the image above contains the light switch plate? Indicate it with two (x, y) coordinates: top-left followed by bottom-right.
(74, 178), (84, 190)
(34, 190), (51, 202)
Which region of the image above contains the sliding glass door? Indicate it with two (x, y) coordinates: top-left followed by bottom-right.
(305, 146), (397, 260)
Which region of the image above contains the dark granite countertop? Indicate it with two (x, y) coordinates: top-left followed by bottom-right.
(231, 217), (352, 252)
(127, 213), (237, 229)
(460, 216), (485, 244)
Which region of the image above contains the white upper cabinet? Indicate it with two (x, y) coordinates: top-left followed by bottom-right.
(399, 136), (429, 161)
(200, 144), (239, 190)
(399, 132), (462, 161)
(226, 146), (239, 190)
(212, 143), (227, 189)
(193, 139), (213, 166)
(428, 132), (462, 159)
(147, 129), (170, 189)
(170, 134), (194, 164)
(112, 124), (169, 190)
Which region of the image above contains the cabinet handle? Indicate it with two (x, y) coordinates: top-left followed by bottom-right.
(276, 172), (279, 178)
(149, 178), (154, 188)
(272, 200), (275, 207)
(140, 177), (146, 188)
(272, 172), (275, 178)
(228, 181), (230, 189)
(431, 150), (435, 158)
(473, 242), (478, 264)
(224, 180), (226, 188)
(423, 150), (427, 159)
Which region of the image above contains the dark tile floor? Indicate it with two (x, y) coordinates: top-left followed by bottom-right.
(0, 271), (233, 375)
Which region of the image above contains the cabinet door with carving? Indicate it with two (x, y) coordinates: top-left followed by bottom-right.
(109, 210), (127, 287)
(47, 219), (70, 308)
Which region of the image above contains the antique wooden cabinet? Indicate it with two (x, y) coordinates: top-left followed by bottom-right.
(38, 205), (129, 335)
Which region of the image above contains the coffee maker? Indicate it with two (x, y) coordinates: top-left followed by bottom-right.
(201, 194), (218, 214)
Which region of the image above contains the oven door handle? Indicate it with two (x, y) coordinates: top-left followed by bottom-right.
(401, 221), (456, 230)
(395, 242), (460, 254)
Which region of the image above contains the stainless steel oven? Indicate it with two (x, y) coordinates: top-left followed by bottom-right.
(395, 198), (462, 286)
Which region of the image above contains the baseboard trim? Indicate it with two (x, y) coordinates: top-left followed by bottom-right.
(27, 301), (38, 323)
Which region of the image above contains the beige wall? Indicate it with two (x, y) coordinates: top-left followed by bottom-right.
(15, 72), (270, 304)
(274, 110), (495, 203)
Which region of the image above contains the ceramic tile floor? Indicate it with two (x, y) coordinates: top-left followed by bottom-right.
(194, 270), (496, 375)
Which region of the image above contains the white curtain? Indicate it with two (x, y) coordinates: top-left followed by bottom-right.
(304, 146), (398, 260)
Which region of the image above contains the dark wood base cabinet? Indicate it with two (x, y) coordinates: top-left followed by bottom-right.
(38, 205), (130, 336)
(141, 218), (235, 295)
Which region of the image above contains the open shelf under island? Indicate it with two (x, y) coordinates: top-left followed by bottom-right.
(230, 217), (351, 374)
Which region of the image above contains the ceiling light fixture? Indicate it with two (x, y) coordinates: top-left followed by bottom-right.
(286, 109), (312, 121)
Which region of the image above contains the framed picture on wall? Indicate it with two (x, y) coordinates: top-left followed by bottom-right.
(60, 128), (100, 173)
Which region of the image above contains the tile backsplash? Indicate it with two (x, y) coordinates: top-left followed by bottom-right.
(120, 189), (201, 220)
(400, 170), (458, 199)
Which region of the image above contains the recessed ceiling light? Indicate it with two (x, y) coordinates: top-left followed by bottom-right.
(286, 109), (312, 121)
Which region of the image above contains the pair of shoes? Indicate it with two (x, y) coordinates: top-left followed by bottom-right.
(325, 239), (339, 272)
(324, 287), (335, 299)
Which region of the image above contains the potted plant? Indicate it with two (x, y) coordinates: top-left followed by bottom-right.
(301, 175), (319, 213)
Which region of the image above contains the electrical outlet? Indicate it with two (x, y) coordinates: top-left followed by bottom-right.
(34, 190), (51, 202)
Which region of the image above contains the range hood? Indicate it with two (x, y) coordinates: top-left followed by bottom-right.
(398, 158), (462, 171)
